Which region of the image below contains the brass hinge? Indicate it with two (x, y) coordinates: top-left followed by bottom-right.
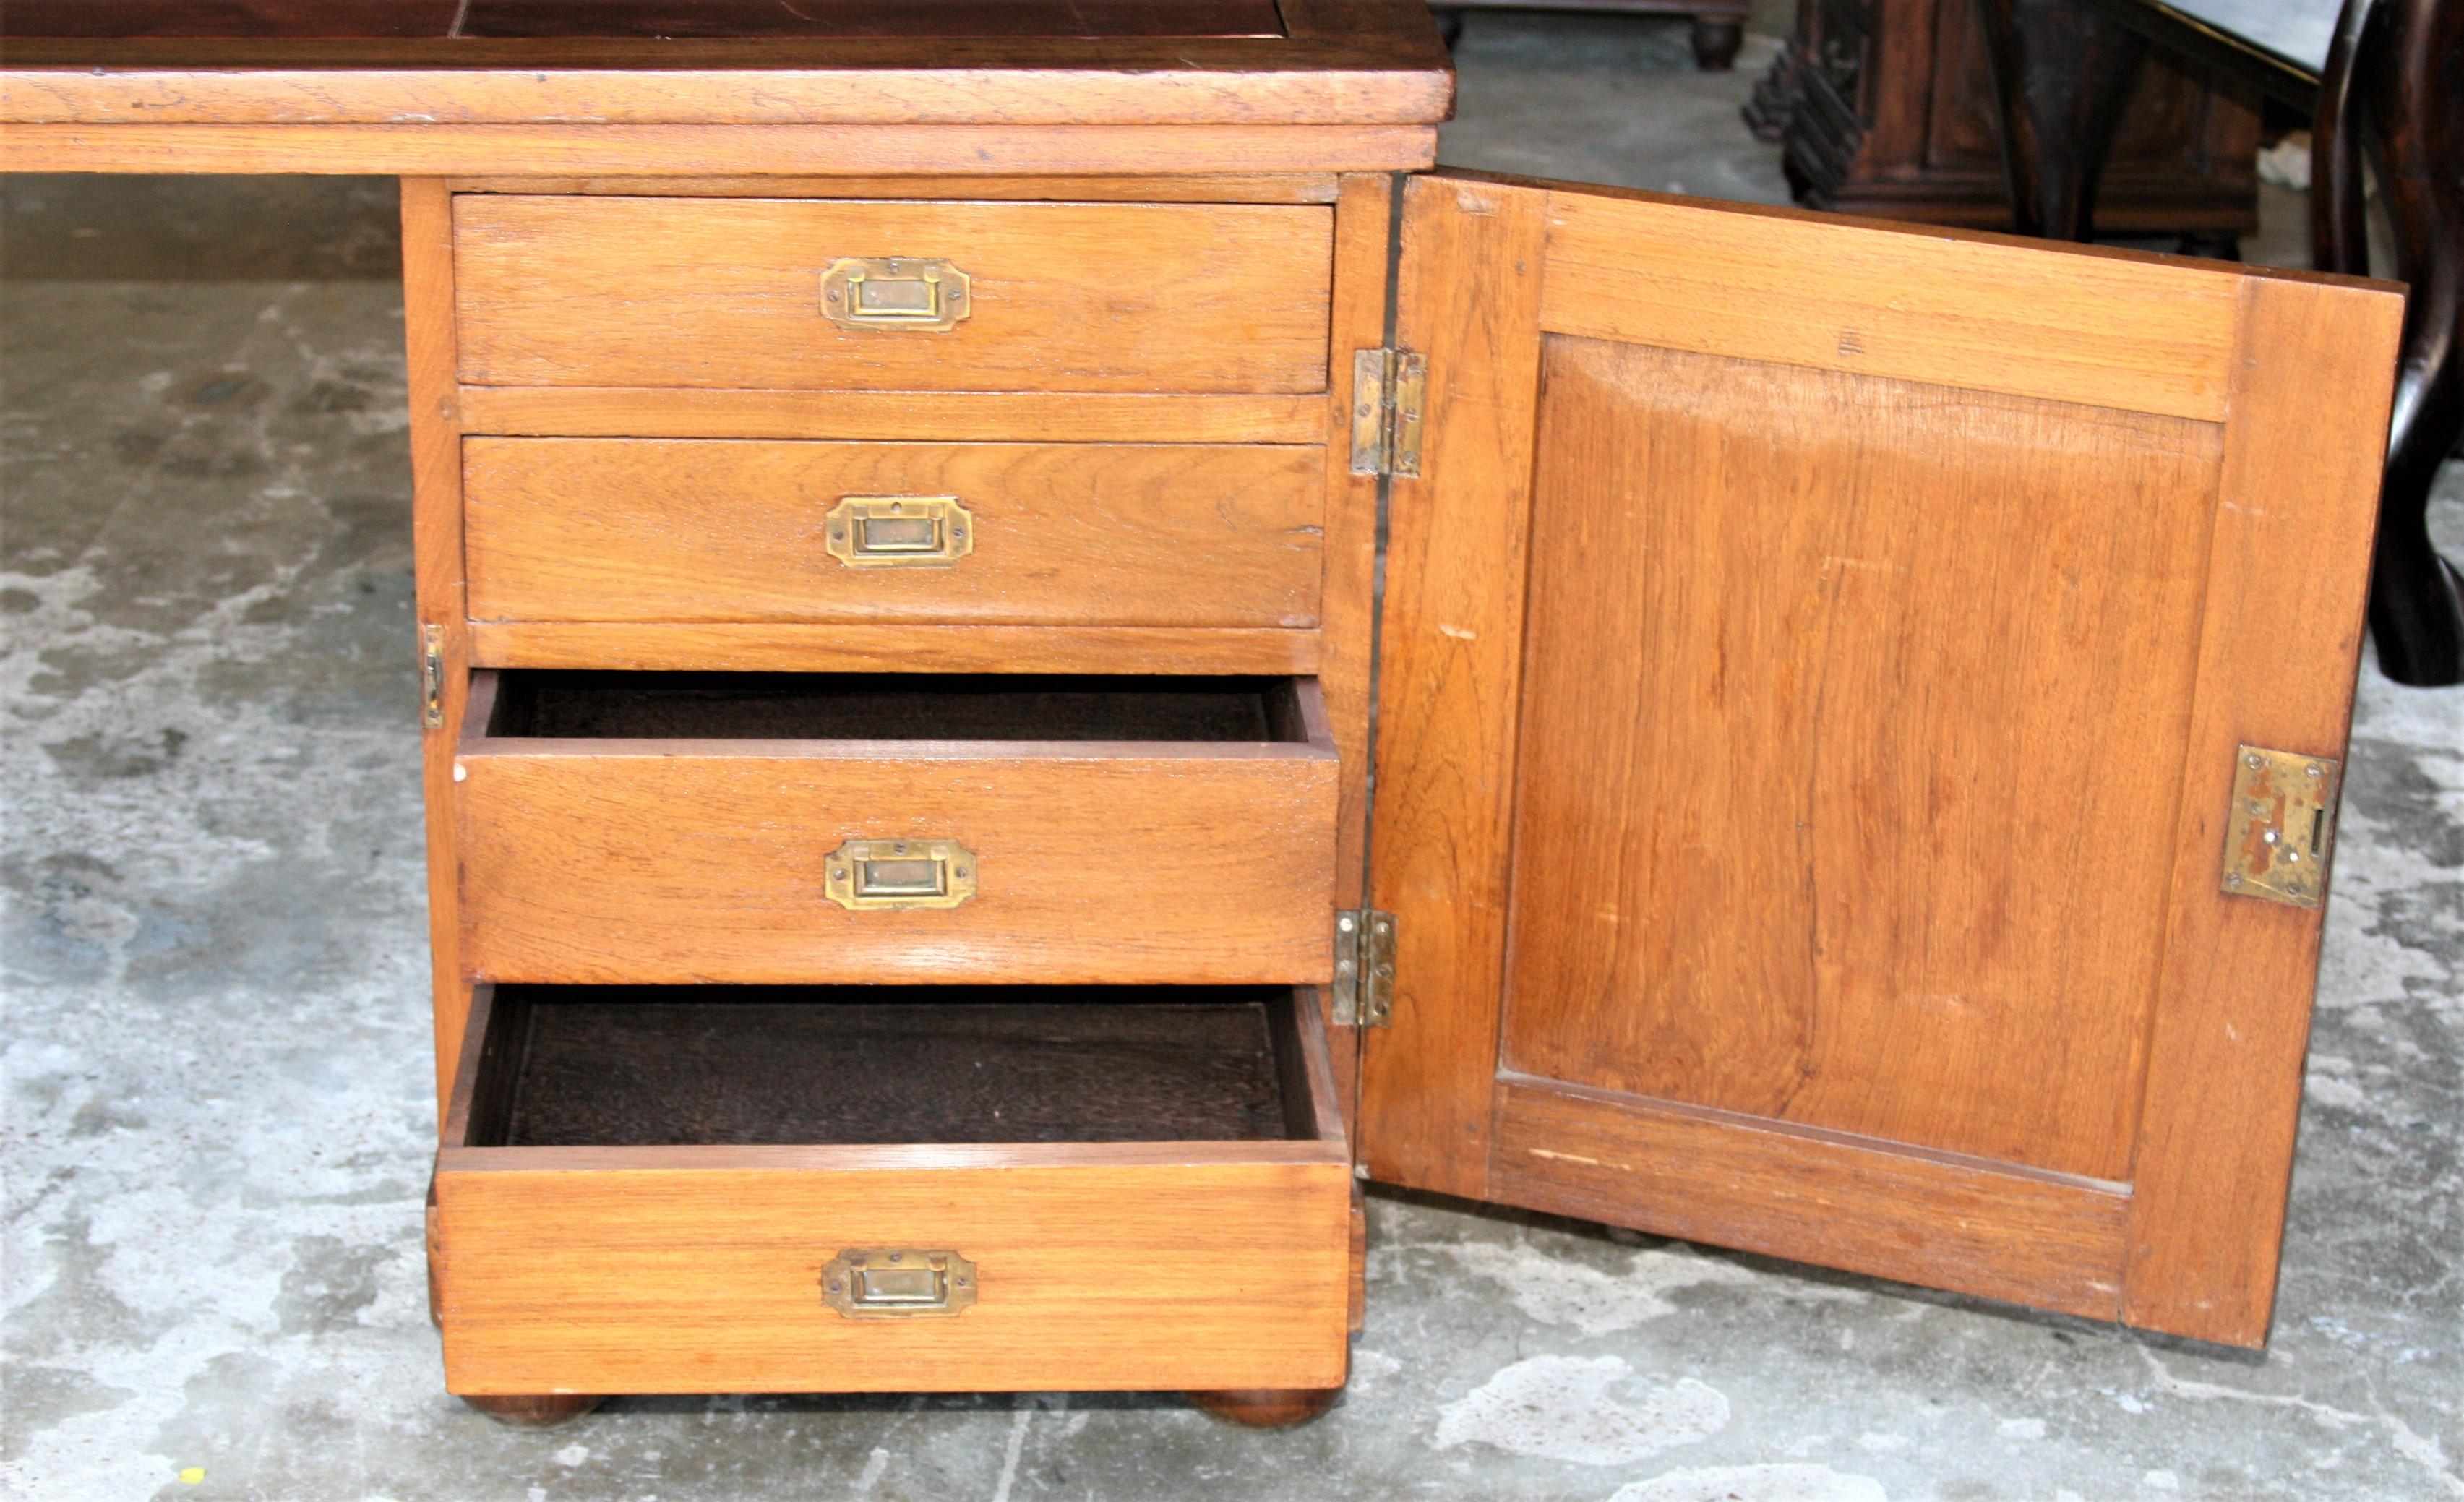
(2221, 745), (2341, 907)
(419, 624), (446, 729)
(1331, 909), (1397, 1027)
(1349, 348), (1426, 479)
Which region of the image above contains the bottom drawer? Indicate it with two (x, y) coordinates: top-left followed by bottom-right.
(433, 982), (1352, 1396)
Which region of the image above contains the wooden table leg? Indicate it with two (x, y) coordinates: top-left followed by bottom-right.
(1971, 0), (2150, 238)
(2319, 0), (2464, 685)
(1691, 16), (1746, 69)
(1188, 1389), (1342, 1427)
(460, 1394), (607, 1428)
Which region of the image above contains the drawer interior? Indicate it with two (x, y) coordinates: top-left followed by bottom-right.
(457, 984), (1334, 1148)
(474, 670), (1313, 744)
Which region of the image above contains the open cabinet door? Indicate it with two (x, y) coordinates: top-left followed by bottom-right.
(1356, 170), (2403, 1348)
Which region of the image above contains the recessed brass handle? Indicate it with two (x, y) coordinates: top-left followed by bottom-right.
(820, 257), (971, 332)
(825, 496), (973, 568)
(822, 1249), (977, 1319)
(825, 838), (977, 910)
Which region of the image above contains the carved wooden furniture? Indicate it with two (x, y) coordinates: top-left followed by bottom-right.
(0, 0), (2411, 1431)
(1746, 0), (2261, 245)
(1430, 1), (1752, 72)
(1973, 0), (2461, 685)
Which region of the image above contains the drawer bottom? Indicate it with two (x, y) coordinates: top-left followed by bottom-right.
(434, 983), (1352, 1396)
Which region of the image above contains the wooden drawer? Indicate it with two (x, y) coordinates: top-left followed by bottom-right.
(462, 437), (1326, 627)
(452, 195), (1336, 394)
(454, 669), (1339, 984)
(433, 982), (1352, 1396)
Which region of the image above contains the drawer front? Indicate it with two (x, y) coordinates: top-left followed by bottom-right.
(452, 195), (1336, 394)
(463, 437), (1326, 627)
(455, 745), (1338, 984)
(434, 1153), (1353, 1395)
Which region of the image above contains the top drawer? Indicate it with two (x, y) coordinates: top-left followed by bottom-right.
(452, 196), (1336, 395)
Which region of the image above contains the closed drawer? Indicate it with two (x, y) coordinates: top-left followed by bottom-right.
(434, 982), (1352, 1396)
(455, 670), (1339, 984)
(452, 195), (1335, 394)
(463, 437), (1326, 627)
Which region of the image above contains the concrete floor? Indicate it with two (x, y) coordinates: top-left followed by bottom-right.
(4, 13), (2460, 1501)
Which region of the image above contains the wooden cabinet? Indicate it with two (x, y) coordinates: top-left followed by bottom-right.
(0, 0), (2405, 1423)
(1750, 0), (2262, 239)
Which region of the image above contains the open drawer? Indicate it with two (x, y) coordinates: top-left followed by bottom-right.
(432, 982), (1354, 1396)
(453, 670), (1339, 984)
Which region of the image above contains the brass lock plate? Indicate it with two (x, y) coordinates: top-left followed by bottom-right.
(825, 496), (973, 568)
(2221, 745), (2341, 908)
(821, 1249), (977, 1319)
(825, 838), (977, 910)
(820, 257), (971, 332)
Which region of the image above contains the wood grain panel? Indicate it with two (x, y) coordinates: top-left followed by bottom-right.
(454, 196), (1333, 395)
(1352, 174), (1552, 1200)
(466, 622), (1321, 675)
(463, 439), (1326, 627)
(1527, 174), (2243, 421)
(445, 174), (1345, 203)
(455, 688), (1339, 986)
(1490, 1078), (2130, 1319)
(455, 387), (1328, 444)
(2121, 275), (2401, 1346)
(1501, 337), (2223, 1182)
(434, 982), (1352, 1396)
(0, 124), (1440, 178)
(401, 177), (473, 1130)
(436, 1156), (1351, 1394)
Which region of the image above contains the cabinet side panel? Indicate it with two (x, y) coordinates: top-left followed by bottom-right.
(403, 176), (471, 1131)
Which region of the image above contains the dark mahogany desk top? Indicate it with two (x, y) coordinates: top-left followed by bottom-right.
(0, 0), (1289, 41)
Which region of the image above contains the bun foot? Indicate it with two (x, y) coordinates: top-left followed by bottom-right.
(1187, 1388), (1341, 1428)
(459, 1394), (606, 1428)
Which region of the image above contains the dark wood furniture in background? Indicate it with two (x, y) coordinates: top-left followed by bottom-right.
(1431, 1), (1753, 72)
(1747, 0), (2261, 246)
(1975, 0), (2463, 685)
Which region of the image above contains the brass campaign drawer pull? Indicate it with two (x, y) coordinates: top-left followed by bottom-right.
(820, 257), (972, 332)
(825, 495), (974, 567)
(822, 1249), (978, 1319)
(825, 838), (978, 910)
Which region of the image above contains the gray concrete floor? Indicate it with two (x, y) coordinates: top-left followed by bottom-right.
(4, 13), (2459, 1501)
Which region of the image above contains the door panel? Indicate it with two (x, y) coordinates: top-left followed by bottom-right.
(1503, 336), (2220, 1182)
(1359, 170), (2402, 1347)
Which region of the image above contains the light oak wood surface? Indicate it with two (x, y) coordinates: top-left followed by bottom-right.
(465, 622), (1323, 676)
(434, 982), (1354, 1396)
(455, 674), (1341, 987)
(453, 195), (1335, 395)
(463, 438), (1326, 627)
(403, 178), (476, 1128)
(455, 387), (1329, 445)
(0, 123), (1438, 177)
(1357, 170), (2403, 1347)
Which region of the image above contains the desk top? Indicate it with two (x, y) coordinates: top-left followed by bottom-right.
(2076, 0), (2335, 108)
(0, 0), (1451, 176)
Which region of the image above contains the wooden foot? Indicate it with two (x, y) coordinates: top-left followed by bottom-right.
(1187, 1388), (1341, 1428)
(1691, 18), (1746, 71)
(459, 1394), (606, 1428)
